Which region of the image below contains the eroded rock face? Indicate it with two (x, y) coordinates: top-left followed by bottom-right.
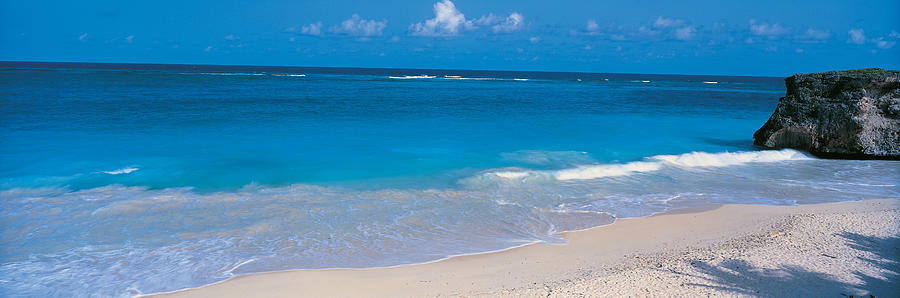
(753, 69), (900, 159)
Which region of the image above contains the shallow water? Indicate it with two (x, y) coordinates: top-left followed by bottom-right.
(1, 63), (897, 297)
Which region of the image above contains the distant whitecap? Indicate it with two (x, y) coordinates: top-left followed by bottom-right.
(389, 75), (436, 79)
(103, 167), (139, 175)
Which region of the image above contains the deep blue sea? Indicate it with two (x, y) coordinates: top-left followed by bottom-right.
(1, 62), (898, 297)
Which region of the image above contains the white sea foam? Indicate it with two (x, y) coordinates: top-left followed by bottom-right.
(389, 75), (436, 79)
(441, 76), (500, 80)
(553, 161), (663, 180)
(837, 182), (896, 187)
(494, 199), (521, 206)
(492, 171), (530, 179)
(703, 81), (718, 84)
(486, 150), (812, 181)
(224, 259), (257, 275)
(651, 149), (810, 168)
(548, 149), (811, 180)
(470, 167), (536, 182)
(513, 78), (529, 81)
(103, 167), (139, 175)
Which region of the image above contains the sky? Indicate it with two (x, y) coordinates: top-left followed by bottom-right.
(1, 0), (898, 76)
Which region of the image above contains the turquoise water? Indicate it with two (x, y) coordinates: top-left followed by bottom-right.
(1, 62), (898, 297)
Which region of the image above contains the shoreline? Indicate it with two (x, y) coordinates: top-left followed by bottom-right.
(140, 202), (725, 296)
(149, 198), (899, 297)
(140, 203), (704, 296)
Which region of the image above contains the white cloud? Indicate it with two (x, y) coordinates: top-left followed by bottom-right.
(586, 20), (600, 31)
(390, 36), (401, 42)
(749, 20), (788, 36)
(410, 0), (474, 37)
(654, 16), (685, 28)
(848, 29), (865, 44)
(795, 48), (804, 54)
(636, 17), (693, 41)
(637, 26), (660, 37)
(577, 19), (607, 36)
(674, 26), (695, 40)
(301, 22), (324, 36)
(845, 29), (896, 49)
(891, 30), (900, 39)
(78, 33), (88, 41)
(872, 37), (896, 49)
(796, 28), (830, 41)
(204, 46), (213, 52)
(473, 13), (500, 26)
(331, 14), (387, 36)
(410, 0), (523, 36)
(224, 34), (239, 41)
(475, 12), (525, 33)
(529, 36), (541, 43)
(125, 35), (134, 43)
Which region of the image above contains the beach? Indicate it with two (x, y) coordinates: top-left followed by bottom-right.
(4, 0), (900, 296)
(3, 65), (898, 297)
(153, 198), (899, 297)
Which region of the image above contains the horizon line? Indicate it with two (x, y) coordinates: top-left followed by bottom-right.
(0, 60), (785, 79)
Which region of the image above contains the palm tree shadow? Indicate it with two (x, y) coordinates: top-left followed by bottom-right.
(839, 232), (900, 296)
(674, 233), (899, 297)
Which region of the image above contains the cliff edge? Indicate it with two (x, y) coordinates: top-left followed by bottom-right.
(753, 68), (900, 159)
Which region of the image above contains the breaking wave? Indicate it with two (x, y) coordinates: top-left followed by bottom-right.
(102, 167), (139, 175)
(483, 149), (812, 181)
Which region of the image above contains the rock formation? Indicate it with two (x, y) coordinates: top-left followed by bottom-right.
(753, 68), (900, 159)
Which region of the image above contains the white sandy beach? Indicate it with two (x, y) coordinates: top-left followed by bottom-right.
(153, 199), (899, 297)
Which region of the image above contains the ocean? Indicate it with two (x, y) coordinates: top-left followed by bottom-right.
(1, 62), (897, 297)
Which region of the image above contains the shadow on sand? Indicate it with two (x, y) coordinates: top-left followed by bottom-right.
(677, 232), (899, 297)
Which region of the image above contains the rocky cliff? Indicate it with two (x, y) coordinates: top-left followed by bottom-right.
(753, 68), (900, 159)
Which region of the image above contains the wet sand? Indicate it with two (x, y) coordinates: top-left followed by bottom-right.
(150, 199), (899, 297)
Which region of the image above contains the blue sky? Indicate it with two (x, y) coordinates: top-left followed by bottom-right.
(1, 0), (898, 76)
